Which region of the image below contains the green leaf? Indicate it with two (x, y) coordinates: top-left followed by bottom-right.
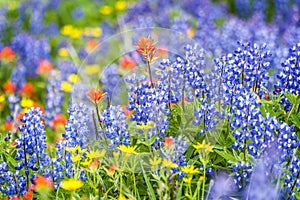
(3, 152), (17, 166)
(214, 149), (237, 163)
(140, 162), (156, 200)
(285, 93), (300, 105)
(291, 114), (300, 129)
(176, 181), (183, 200)
(149, 133), (159, 145)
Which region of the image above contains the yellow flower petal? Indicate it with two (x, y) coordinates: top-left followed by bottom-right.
(92, 27), (102, 38)
(70, 28), (82, 39)
(68, 74), (80, 83)
(162, 159), (178, 169)
(149, 156), (162, 166)
(193, 140), (213, 153)
(61, 81), (72, 93)
(119, 145), (137, 155)
(99, 5), (112, 15)
(115, 1), (127, 11)
(20, 98), (34, 108)
(61, 25), (73, 35)
(183, 177), (192, 183)
(85, 65), (100, 75)
(181, 165), (199, 174)
(0, 94), (5, 104)
(58, 48), (69, 57)
(61, 179), (83, 191)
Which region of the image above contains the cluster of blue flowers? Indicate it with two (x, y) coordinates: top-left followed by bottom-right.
(101, 64), (122, 104)
(125, 73), (170, 148)
(54, 103), (90, 186)
(0, 107), (50, 197)
(276, 43), (300, 110)
(45, 71), (64, 126)
(101, 105), (130, 148)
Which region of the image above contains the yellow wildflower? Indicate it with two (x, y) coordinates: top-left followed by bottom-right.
(181, 165), (199, 175)
(0, 94), (5, 104)
(85, 64), (100, 75)
(199, 176), (204, 181)
(149, 156), (162, 166)
(68, 74), (80, 83)
(162, 159), (178, 169)
(99, 5), (112, 15)
(137, 121), (154, 131)
(61, 81), (72, 93)
(20, 98), (34, 108)
(70, 28), (82, 39)
(90, 149), (106, 158)
(61, 179), (83, 191)
(72, 154), (81, 163)
(115, 1), (127, 11)
(183, 177), (192, 183)
(118, 194), (132, 200)
(66, 145), (86, 154)
(58, 48), (68, 57)
(92, 27), (102, 37)
(119, 145), (137, 155)
(61, 25), (73, 35)
(193, 140), (213, 153)
(81, 157), (93, 166)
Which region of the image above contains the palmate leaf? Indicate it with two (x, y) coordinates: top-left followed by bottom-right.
(284, 93), (300, 105)
(291, 114), (300, 129)
(214, 149), (238, 163)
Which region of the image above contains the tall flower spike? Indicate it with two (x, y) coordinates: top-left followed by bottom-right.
(16, 107), (51, 177)
(136, 36), (157, 62)
(87, 88), (105, 103)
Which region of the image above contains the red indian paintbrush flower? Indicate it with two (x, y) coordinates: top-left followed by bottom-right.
(0, 47), (15, 61)
(37, 60), (53, 75)
(3, 80), (16, 93)
(120, 55), (137, 71)
(164, 137), (173, 148)
(52, 114), (67, 129)
(34, 176), (53, 191)
(136, 36), (157, 62)
(87, 88), (105, 103)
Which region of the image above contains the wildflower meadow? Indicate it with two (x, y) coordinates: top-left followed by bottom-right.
(1, 0), (300, 199)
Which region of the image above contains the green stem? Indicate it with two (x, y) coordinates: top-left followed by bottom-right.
(202, 164), (206, 200)
(287, 103), (295, 122)
(147, 61), (154, 88)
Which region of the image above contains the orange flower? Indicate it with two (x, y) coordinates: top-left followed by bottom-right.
(136, 36), (157, 62)
(0, 47), (15, 61)
(37, 60), (53, 74)
(34, 176), (53, 191)
(17, 112), (24, 122)
(90, 159), (100, 171)
(108, 164), (118, 175)
(23, 189), (33, 200)
(164, 137), (173, 148)
(12, 140), (18, 146)
(3, 80), (16, 93)
(5, 121), (13, 131)
(86, 39), (98, 51)
(21, 83), (35, 97)
(120, 56), (137, 71)
(87, 88), (105, 103)
(52, 114), (67, 129)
